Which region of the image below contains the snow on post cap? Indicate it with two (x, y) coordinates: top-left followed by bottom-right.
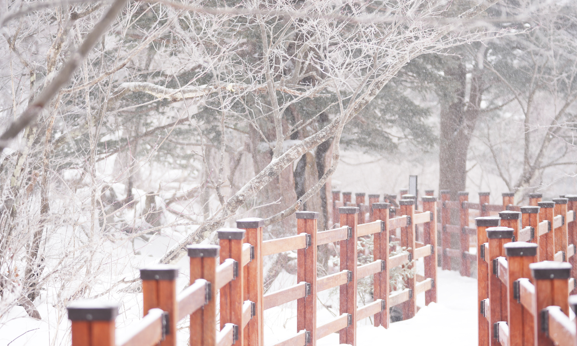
(521, 206), (540, 214)
(342, 192), (352, 195)
(475, 217), (501, 228)
(566, 195), (577, 202)
(479, 192), (490, 196)
(553, 198), (568, 205)
(440, 190), (450, 195)
(355, 192), (366, 197)
(372, 202), (390, 210)
(368, 194), (380, 198)
(399, 199), (415, 206)
(486, 227), (514, 239)
(425, 189), (435, 194)
(339, 207), (359, 214)
(218, 228), (246, 240)
(422, 196), (437, 202)
(236, 218), (264, 229)
(401, 194), (416, 200)
(504, 242), (537, 257)
(188, 245), (219, 258)
(530, 261), (572, 280)
(499, 211), (521, 220)
(529, 193), (543, 198)
(538, 201), (555, 209)
(140, 265), (179, 281)
(332, 190), (341, 194)
(502, 192), (515, 197)
(296, 211), (318, 220)
(67, 300), (119, 321)
(458, 191), (469, 196)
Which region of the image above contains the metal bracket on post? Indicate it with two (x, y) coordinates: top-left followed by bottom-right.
(431, 279), (435, 288)
(380, 220), (385, 232)
(161, 312), (170, 340)
(250, 245), (255, 261)
(430, 212), (434, 221)
(443, 225), (447, 233)
(530, 227), (535, 241)
(233, 261), (239, 280)
(563, 251), (566, 262)
(541, 309), (549, 336)
(347, 226), (352, 240)
(381, 300), (386, 311)
(443, 201), (446, 208)
(513, 280), (520, 303)
(305, 331), (311, 344)
(409, 289), (413, 299)
(480, 300), (485, 316)
(548, 220), (552, 232)
(493, 259), (498, 277)
(408, 253), (413, 262)
(232, 324), (239, 344)
(430, 244), (434, 255)
(305, 234), (312, 249)
(304, 282), (312, 297)
(480, 245), (485, 261)
(347, 314), (353, 326)
(205, 281), (212, 304)
(347, 270), (353, 283)
(407, 216), (412, 226)
(493, 323), (499, 339)
(381, 260), (386, 272)
(562, 215), (565, 226)
(462, 226), (467, 234)
(251, 301), (256, 317)
(482, 204), (487, 212)
(462, 201), (468, 209)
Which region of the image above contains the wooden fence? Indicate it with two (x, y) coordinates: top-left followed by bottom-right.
(66, 196), (438, 346)
(476, 195), (577, 345)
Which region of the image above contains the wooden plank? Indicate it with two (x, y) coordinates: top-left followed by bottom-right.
(217, 324), (235, 346)
(339, 210), (357, 345)
(497, 257), (508, 287)
(242, 301), (253, 329)
(274, 330), (308, 346)
(264, 282), (307, 310)
(317, 271), (349, 292)
(262, 234), (307, 257)
(568, 210), (576, 223)
(568, 244), (575, 259)
(357, 220), (382, 237)
(229, 236), (244, 345)
(356, 300), (383, 322)
(554, 251), (565, 262)
(296, 214), (317, 346)
(539, 220), (550, 236)
(357, 260), (383, 279)
(518, 279), (535, 316)
(116, 309), (164, 346)
(389, 215), (408, 229)
(554, 215), (565, 229)
(445, 224), (461, 234)
(316, 314), (349, 340)
(547, 307), (575, 346)
(317, 226), (348, 246)
(466, 202), (481, 210)
(177, 279), (206, 320)
(441, 192), (450, 271)
(414, 244), (432, 260)
(459, 193), (470, 277)
(388, 289), (411, 307)
(507, 205), (521, 212)
(216, 259), (236, 290)
(242, 243), (252, 266)
(388, 252), (410, 268)
(445, 248), (461, 258)
(415, 278), (432, 296)
(413, 211), (431, 225)
(423, 198), (437, 306)
(518, 226), (533, 242)
(372, 204), (390, 327)
(444, 200), (460, 209)
(485, 204), (505, 212)
(463, 226), (477, 235)
(497, 322), (510, 346)
(189, 250), (217, 346)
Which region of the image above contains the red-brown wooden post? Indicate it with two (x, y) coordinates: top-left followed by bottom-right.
(332, 190), (341, 226)
(499, 211), (521, 242)
(486, 227), (514, 346)
(386, 194), (397, 218)
(356, 193), (366, 223)
(475, 217), (501, 346)
(368, 194), (380, 221)
(372, 202), (390, 328)
(539, 202), (556, 261)
(521, 206), (541, 260)
(459, 192), (470, 277)
(236, 218), (264, 346)
(503, 192), (515, 211)
(400, 197), (417, 319)
(188, 245), (219, 346)
(440, 190), (451, 270)
(67, 301), (118, 346)
(567, 195), (577, 294)
(504, 242), (538, 346)
(553, 198), (569, 261)
(400, 188), (408, 197)
(530, 261), (572, 346)
(569, 296), (577, 343)
(296, 211), (318, 345)
(423, 196), (438, 305)
(218, 229), (245, 345)
(529, 193), (543, 207)
(425, 189), (435, 196)
(141, 265), (179, 346)
(343, 192), (352, 205)
(479, 192), (491, 217)
(339, 206), (358, 345)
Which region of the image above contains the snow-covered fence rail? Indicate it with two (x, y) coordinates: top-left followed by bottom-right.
(476, 195), (577, 346)
(64, 196), (437, 346)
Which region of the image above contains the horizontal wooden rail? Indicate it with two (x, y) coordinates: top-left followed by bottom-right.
(518, 226), (534, 242)
(465, 202), (481, 210)
(444, 224), (461, 234)
(444, 200), (460, 209)
(357, 260), (383, 279)
(506, 205), (521, 212)
(484, 204), (505, 212)
(568, 210), (576, 223)
(555, 251), (565, 262)
(413, 211), (431, 225)
(177, 279), (206, 320)
(356, 299), (384, 322)
(275, 330), (309, 346)
(445, 248), (461, 258)
(463, 226), (477, 235)
(317, 270), (349, 292)
(262, 234), (308, 257)
(571, 278), (576, 292)
(497, 322), (510, 346)
(216, 259), (236, 290)
(242, 300), (253, 329)
(554, 214), (565, 229)
(539, 220), (550, 236)
(389, 288), (411, 307)
(546, 307), (575, 346)
(497, 257), (508, 286)
(316, 314), (350, 340)
(389, 215), (409, 229)
(242, 243), (253, 266)
(217, 323), (236, 346)
(317, 226), (349, 246)
(264, 282), (308, 310)
(357, 220), (383, 237)
(116, 308), (164, 346)
(518, 279), (535, 315)
(569, 244), (576, 259)
(389, 252), (411, 268)
(415, 278), (433, 296)
(414, 244), (433, 261)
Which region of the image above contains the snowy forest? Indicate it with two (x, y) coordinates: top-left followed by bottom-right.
(1, 0), (577, 344)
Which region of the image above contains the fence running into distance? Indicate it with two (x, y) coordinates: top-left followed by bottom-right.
(65, 194), (438, 346)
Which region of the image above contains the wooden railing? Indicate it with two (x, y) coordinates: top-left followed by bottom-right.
(476, 195), (577, 346)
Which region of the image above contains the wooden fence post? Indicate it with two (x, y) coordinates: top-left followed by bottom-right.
(332, 190), (341, 226)
(356, 193), (366, 223)
(539, 202), (556, 261)
(236, 218), (264, 346)
(530, 261), (572, 346)
(188, 245), (219, 346)
(296, 211), (318, 345)
(140, 265), (179, 346)
(503, 192), (515, 210)
(67, 301), (118, 346)
(400, 188), (408, 197)
(479, 192), (490, 217)
(400, 197), (416, 319)
(440, 190), (451, 271)
(342, 192), (352, 205)
(567, 195), (577, 293)
(368, 194), (380, 221)
(372, 202), (390, 328)
(486, 227), (514, 346)
(529, 193), (543, 207)
(425, 190), (435, 196)
(504, 242), (538, 346)
(521, 206), (541, 260)
(423, 196), (438, 305)
(459, 191), (470, 277)
(339, 206), (358, 346)
(475, 217), (501, 346)
(553, 198), (569, 261)
(499, 211), (521, 242)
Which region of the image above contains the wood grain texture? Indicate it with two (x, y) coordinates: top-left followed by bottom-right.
(459, 193), (470, 277)
(262, 234), (307, 257)
(569, 200), (577, 294)
(241, 226), (264, 346)
(264, 282), (307, 310)
(190, 255), (217, 346)
(534, 279), (555, 346)
(230, 237), (244, 346)
(317, 271), (349, 292)
(117, 310), (163, 346)
(540, 206), (556, 261)
(372, 206), (389, 328)
(400, 201), (416, 320)
(339, 211), (357, 345)
(423, 199), (437, 306)
(554, 203), (568, 263)
(316, 314), (349, 340)
(316, 226), (348, 246)
(441, 192), (451, 270)
(477, 222), (490, 346)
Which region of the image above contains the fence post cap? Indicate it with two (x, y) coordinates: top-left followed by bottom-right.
(475, 217), (501, 227)
(67, 300), (119, 321)
(486, 227), (514, 239)
(140, 265), (179, 280)
(569, 296), (577, 313)
(331, 190), (341, 194)
(538, 201), (555, 208)
(368, 194), (380, 198)
(565, 195), (577, 202)
(424, 189), (435, 194)
(498, 211), (521, 220)
(422, 196), (437, 202)
(386, 194), (397, 200)
(457, 191), (469, 196)
(479, 192), (490, 196)
(236, 218), (264, 229)
(399, 199), (415, 206)
(339, 206), (359, 214)
(218, 228), (246, 240)
(372, 202), (390, 210)
(401, 194), (416, 200)
(502, 192), (515, 197)
(440, 190), (451, 195)
(296, 211), (318, 220)
(521, 206), (540, 214)
(355, 192), (366, 197)
(530, 261), (572, 280)
(504, 242), (538, 257)
(187, 245), (219, 258)
(342, 191), (352, 195)
(529, 193), (543, 198)
(553, 198), (568, 205)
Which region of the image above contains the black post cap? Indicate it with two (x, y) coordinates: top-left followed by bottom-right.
(372, 202), (390, 210)
(188, 245), (219, 258)
(538, 201), (555, 209)
(529, 193), (543, 198)
(566, 195), (577, 202)
(502, 192), (515, 197)
(475, 217), (501, 227)
(355, 192), (366, 197)
(140, 265), (179, 281)
(425, 190), (435, 194)
(521, 206), (540, 214)
(504, 242), (538, 257)
(479, 192), (490, 196)
(342, 192), (352, 195)
(530, 261), (572, 280)
(386, 194), (397, 199)
(339, 207), (359, 214)
(368, 194), (380, 198)
(553, 198), (568, 205)
(440, 190), (450, 194)
(401, 194), (416, 200)
(422, 196), (437, 202)
(399, 199), (415, 206)
(218, 228), (246, 240)
(67, 301), (119, 321)
(486, 227), (514, 239)
(499, 211), (521, 220)
(236, 218), (264, 229)
(296, 211), (318, 220)
(458, 191), (469, 196)
(332, 190), (341, 194)
(569, 295), (577, 313)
